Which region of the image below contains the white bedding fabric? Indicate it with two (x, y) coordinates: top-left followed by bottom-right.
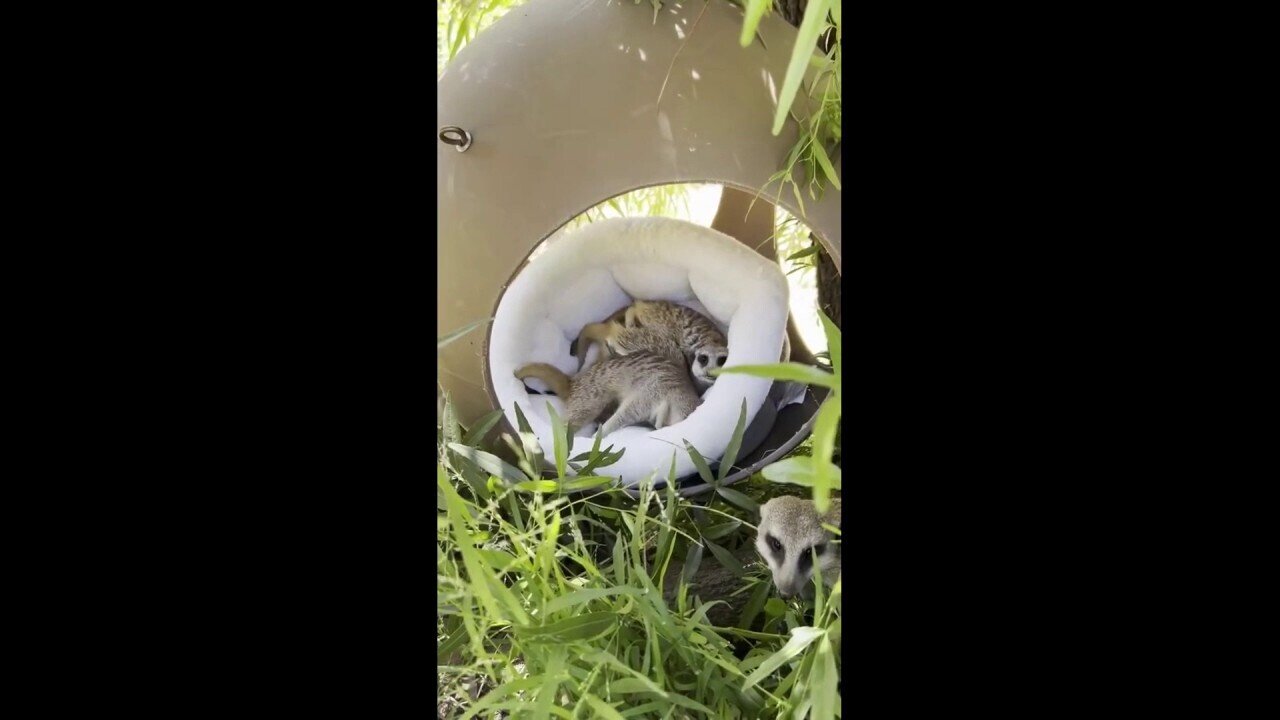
(488, 217), (790, 487)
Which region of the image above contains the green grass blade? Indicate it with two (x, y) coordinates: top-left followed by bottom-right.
(771, 0), (832, 135)
(544, 586), (642, 615)
(701, 519), (742, 540)
(516, 612), (619, 643)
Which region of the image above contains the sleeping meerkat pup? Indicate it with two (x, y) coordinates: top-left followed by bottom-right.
(515, 351), (699, 437)
(756, 495), (842, 598)
(575, 300), (729, 389)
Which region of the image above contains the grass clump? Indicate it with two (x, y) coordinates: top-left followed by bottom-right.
(436, 385), (841, 718)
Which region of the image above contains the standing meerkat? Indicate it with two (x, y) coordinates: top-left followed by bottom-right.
(756, 495), (842, 598)
(515, 351), (700, 437)
(574, 300), (729, 389)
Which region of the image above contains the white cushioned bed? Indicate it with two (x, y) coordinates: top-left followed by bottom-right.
(488, 216), (790, 487)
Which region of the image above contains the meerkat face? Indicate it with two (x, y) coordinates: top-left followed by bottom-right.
(756, 496), (840, 599)
(691, 343), (729, 387)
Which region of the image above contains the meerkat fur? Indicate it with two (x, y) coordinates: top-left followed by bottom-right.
(756, 495), (842, 598)
(515, 351), (699, 437)
(574, 300), (729, 389)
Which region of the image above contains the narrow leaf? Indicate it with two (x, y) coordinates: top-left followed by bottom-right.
(704, 539), (745, 577)
(462, 409), (504, 447)
(739, 0), (769, 48)
(437, 317), (491, 350)
(718, 399), (749, 482)
(683, 440), (716, 486)
(741, 626), (826, 690)
(819, 307), (841, 381)
(514, 480), (560, 493)
(582, 693), (626, 720)
(715, 362), (837, 389)
(681, 540), (705, 584)
(811, 140), (842, 191)
(810, 398), (840, 513)
(811, 635), (838, 720)
(447, 443), (526, 484)
(716, 486), (760, 514)
(515, 612), (619, 643)
(772, 0), (832, 135)
(547, 401), (568, 478)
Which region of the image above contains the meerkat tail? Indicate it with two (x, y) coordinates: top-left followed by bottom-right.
(574, 322), (617, 371)
(514, 363), (572, 398)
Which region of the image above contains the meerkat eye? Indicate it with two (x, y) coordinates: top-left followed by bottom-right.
(767, 535), (782, 553)
(716, 356), (726, 367)
(697, 354), (708, 365)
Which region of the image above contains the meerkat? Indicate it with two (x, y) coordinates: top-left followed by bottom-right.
(574, 300), (729, 388)
(515, 351), (700, 437)
(756, 495), (842, 598)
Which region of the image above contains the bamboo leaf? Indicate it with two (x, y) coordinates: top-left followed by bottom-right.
(704, 539), (745, 577)
(741, 626), (826, 690)
(716, 486), (759, 514)
(772, 0), (832, 135)
(787, 245), (821, 261)
(701, 519), (742, 540)
(558, 475), (614, 492)
(762, 457), (842, 489)
(811, 635), (838, 720)
(547, 401), (568, 478)
(683, 440), (716, 486)
(811, 140), (842, 191)
(514, 480), (559, 493)
(461, 409), (504, 447)
(582, 693), (626, 720)
(447, 443), (526, 484)
(811, 398), (840, 514)
(681, 540), (704, 584)
(737, 579), (772, 629)
(544, 586), (643, 615)
(515, 612), (619, 643)
(739, 0), (769, 47)
(715, 362), (837, 389)
(512, 403), (544, 478)
(819, 307), (842, 380)
(718, 399), (749, 482)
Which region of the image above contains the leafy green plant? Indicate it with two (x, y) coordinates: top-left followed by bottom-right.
(438, 382), (841, 718)
(715, 308), (841, 513)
